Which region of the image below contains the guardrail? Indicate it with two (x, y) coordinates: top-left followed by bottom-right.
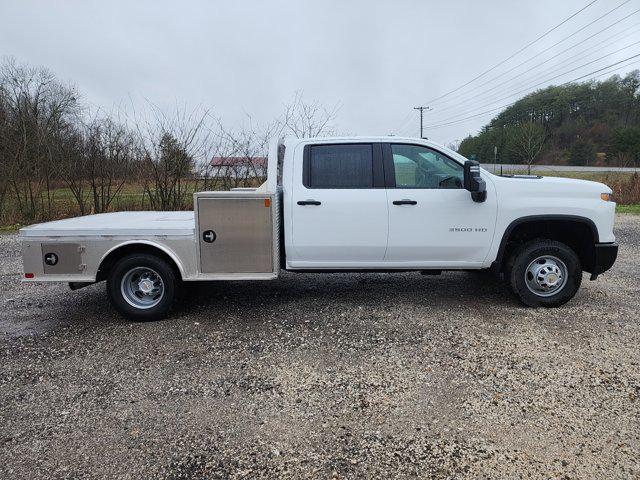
(481, 164), (639, 173)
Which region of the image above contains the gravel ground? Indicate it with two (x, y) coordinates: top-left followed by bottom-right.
(1, 215), (639, 479)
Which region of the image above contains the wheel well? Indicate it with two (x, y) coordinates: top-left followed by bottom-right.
(498, 218), (597, 273)
(97, 244), (182, 282)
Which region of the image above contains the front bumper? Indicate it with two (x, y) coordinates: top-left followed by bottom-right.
(590, 242), (618, 279)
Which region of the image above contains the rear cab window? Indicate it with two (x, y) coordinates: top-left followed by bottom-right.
(303, 143), (384, 188)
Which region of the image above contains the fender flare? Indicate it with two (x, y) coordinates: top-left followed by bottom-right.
(494, 214), (599, 266)
(98, 240), (186, 279)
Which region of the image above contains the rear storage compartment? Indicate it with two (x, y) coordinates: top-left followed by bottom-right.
(40, 243), (84, 274)
(194, 191), (279, 277)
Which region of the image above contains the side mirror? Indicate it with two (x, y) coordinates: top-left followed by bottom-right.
(463, 160), (487, 203)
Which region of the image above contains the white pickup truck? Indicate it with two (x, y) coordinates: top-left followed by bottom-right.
(20, 136), (618, 320)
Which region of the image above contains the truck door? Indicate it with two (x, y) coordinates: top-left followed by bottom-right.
(288, 143), (388, 267)
(383, 143), (496, 267)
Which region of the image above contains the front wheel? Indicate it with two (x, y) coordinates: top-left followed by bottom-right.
(508, 239), (582, 308)
(107, 253), (177, 321)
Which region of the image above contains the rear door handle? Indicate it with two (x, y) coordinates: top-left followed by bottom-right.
(393, 199), (417, 205)
(297, 200), (321, 206)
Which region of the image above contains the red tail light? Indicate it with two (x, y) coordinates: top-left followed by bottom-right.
(24, 273), (34, 279)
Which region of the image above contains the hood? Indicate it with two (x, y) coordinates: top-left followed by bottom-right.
(490, 173), (612, 196)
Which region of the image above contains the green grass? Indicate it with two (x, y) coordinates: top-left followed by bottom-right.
(616, 204), (640, 214)
(0, 179), (248, 226)
(0, 224), (21, 233)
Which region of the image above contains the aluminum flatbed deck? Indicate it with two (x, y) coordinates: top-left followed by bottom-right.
(20, 211), (195, 237)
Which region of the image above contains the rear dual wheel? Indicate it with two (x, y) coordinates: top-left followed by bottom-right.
(507, 239), (582, 307)
(107, 253), (177, 321)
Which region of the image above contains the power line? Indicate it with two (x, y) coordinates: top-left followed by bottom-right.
(452, 10), (640, 105)
(433, 61), (639, 132)
(422, 55), (640, 130)
(422, 50), (640, 127)
(393, 0), (603, 133)
(426, 0), (631, 109)
(423, 60), (640, 131)
(427, 15), (640, 119)
(428, 38), (640, 122)
(424, 0), (605, 105)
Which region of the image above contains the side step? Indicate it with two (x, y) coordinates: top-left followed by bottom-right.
(69, 281), (96, 291)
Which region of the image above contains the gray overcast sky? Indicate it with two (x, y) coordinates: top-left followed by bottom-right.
(1, 0), (639, 146)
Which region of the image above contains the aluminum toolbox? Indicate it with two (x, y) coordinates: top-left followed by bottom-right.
(194, 191), (279, 278)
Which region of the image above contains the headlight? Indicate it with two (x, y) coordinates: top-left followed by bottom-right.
(601, 193), (613, 202)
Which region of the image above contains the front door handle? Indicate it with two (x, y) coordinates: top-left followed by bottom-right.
(297, 200), (321, 206)
(393, 199), (417, 205)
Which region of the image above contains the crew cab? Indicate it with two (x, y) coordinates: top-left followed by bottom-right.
(20, 136), (618, 320)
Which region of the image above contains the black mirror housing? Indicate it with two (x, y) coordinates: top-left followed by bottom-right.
(463, 160), (487, 203)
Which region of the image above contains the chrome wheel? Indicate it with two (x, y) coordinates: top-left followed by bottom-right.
(524, 255), (568, 297)
(120, 267), (165, 309)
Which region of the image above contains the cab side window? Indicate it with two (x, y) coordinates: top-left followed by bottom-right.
(391, 144), (463, 189)
(304, 144), (374, 188)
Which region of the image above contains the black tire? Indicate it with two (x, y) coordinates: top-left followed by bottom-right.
(107, 253), (177, 321)
(508, 239), (582, 308)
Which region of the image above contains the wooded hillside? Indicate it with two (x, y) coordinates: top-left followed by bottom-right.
(457, 71), (640, 167)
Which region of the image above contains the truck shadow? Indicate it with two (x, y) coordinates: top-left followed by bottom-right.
(177, 270), (517, 320)
(5, 271), (516, 338)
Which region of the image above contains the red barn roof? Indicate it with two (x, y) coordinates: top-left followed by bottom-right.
(210, 156), (267, 167)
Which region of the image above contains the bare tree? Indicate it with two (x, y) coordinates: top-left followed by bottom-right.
(55, 124), (88, 215)
(136, 104), (212, 210)
(86, 119), (136, 213)
(281, 91), (339, 138)
(0, 58), (345, 223)
(201, 92), (340, 192)
(0, 85), (9, 217)
(0, 57), (80, 221)
(507, 121), (547, 174)
(447, 139), (461, 152)
(55, 116), (137, 216)
(209, 116), (279, 190)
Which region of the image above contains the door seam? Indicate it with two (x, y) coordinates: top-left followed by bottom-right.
(382, 188), (391, 261)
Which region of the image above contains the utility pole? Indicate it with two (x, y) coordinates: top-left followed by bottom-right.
(414, 106), (431, 138)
